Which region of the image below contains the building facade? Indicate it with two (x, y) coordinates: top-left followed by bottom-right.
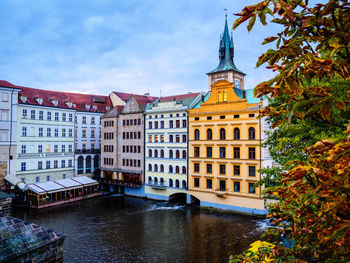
(0, 81), (20, 189)
(16, 87), (76, 184)
(187, 17), (269, 215)
(144, 93), (203, 200)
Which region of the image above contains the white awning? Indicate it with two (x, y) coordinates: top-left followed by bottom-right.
(71, 176), (98, 186)
(55, 178), (81, 190)
(4, 174), (26, 190)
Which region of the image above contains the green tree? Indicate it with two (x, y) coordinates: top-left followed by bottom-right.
(230, 0), (350, 262)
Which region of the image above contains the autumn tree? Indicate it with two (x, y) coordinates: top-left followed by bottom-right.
(230, 0), (350, 262)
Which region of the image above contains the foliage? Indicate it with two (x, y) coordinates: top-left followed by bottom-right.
(229, 241), (277, 263)
(230, 0), (350, 262)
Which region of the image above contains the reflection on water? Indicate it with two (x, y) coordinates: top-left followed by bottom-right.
(13, 196), (266, 263)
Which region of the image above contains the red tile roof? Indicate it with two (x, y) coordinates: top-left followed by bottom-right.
(113, 92), (158, 104)
(159, 93), (200, 102)
(0, 80), (113, 113)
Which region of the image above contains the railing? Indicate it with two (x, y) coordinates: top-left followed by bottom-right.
(98, 178), (142, 188)
(18, 152), (74, 158)
(148, 183), (166, 190)
(75, 149), (101, 154)
(215, 188), (229, 197)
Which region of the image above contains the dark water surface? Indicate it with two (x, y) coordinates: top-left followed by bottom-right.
(13, 195), (267, 263)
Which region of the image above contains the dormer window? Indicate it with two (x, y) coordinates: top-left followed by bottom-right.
(86, 105), (91, 111)
(66, 101), (73, 108)
(51, 99), (58, 106)
(36, 98), (43, 105)
(92, 105), (97, 111)
(218, 91), (223, 102)
(106, 106), (110, 111)
(20, 96), (27, 103)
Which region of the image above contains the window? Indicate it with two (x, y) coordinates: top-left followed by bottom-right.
(234, 165), (240, 176)
(176, 120), (180, 128)
(39, 128), (43, 137)
(160, 121), (164, 128)
(46, 176), (50, 181)
(219, 180), (226, 191)
(36, 176), (40, 183)
(207, 116), (212, 120)
(223, 90), (227, 101)
(182, 166), (186, 174)
(249, 183), (256, 194)
(21, 162), (26, 171)
(91, 117), (95, 124)
(234, 147), (240, 159)
(169, 179), (173, 187)
(69, 145), (72, 152)
(46, 161), (51, 169)
(249, 127), (256, 140)
(54, 145), (58, 153)
(206, 147), (212, 158)
(31, 110), (35, 119)
(154, 121), (158, 129)
(176, 180), (180, 188)
(169, 120), (173, 128)
(182, 119), (186, 127)
(149, 135), (152, 142)
(234, 115), (240, 119)
(62, 129), (66, 137)
(55, 128), (59, 137)
(154, 149), (158, 158)
(47, 128), (51, 137)
(182, 150), (186, 159)
(54, 160), (58, 168)
(22, 109), (27, 119)
(154, 164), (158, 172)
(22, 127), (27, 136)
(249, 113), (255, 118)
(194, 163), (199, 173)
(206, 179), (212, 189)
(220, 128), (226, 140)
(82, 116), (86, 124)
(21, 145), (26, 154)
(206, 164), (212, 174)
(194, 147), (200, 157)
(149, 149), (152, 157)
(219, 147), (226, 158)
(176, 166), (180, 174)
(234, 128), (240, 140)
(220, 164), (226, 174)
(69, 113), (73, 122)
(149, 122), (152, 129)
(91, 129), (95, 138)
(62, 113), (66, 121)
(169, 165), (173, 173)
(69, 129), (73, 137)
(39, 111), (43, 120)
(160, 135), (164, 142)
(38, 161), (42, 170)
(218, 91), (223, 102)
(61, 160), (65, 168)
(154, 135), (158, 142)
(207, 129), (212, 140)
(176, 135), (180, 143)
(62, 145), (66, 152)
(169, 135), (173, 142)
(82, 130), (86, 138)
(47, 112), (51, 120)
(55, 112), (59, 121)
(169, 150), (173, 158)
(194, 178), (200, 188)
(234, 182), (240, 192)
(220, 115), (225, 119)
(46, 145), (50, 152)
(249, 166), (256, 177)
(160, 150), (164, 158)
(194, 129), (200, 140)
(194, 117), (199, 121)
(38, 145), (43, 153)
(182, 134), (187, 142)
(249, 147), (256, 159)
(176, 150), (180, 159)
(160, 165), (164, 172)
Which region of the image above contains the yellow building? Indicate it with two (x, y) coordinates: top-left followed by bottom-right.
(187, 16), (270, 215)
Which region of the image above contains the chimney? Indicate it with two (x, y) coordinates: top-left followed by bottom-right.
(201, 94), (205, 102)
(243, 90), (246, 99)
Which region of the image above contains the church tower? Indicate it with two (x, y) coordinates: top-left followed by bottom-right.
(207, 12), (246, 90)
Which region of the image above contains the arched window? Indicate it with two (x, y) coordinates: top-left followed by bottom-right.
(154, 149), (158, 158)
(176, 180), (180, 188)
(160, 178), (164, 185)
(207, 129), (212, 140)
(218, 91), (223, 102)
(154, 177), (158, 184)
(182, 180), (186, 189)
(220, 128), (226, 140)
(154, 164), (158, 172)
(169, 150), (173, 158)
(148, 164), (152, 171)
(182, 166), (186, 174)
(223, 90), (227, 101)
(194, 129), (200, 140)
(249, 127), (256, 140)
(234, 128), (240, 140)
(148, 176), (152, 184)
(176, 150), (180, 159)
(149, 149), (152, 157)
(169, 179), (173, 187)
(160, 149), (164, 158)
(169, 165), (173, 173)
(176, 166), (180, 174)
(182, 150), (186, 159)
(160, 164), (164, 172)
(78, 156), (84, 174)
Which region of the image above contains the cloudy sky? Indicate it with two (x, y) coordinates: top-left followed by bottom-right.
(0, 0), (281, 96)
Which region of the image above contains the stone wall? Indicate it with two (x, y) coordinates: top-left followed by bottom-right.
(0, 196), (12, 216)
(0, 161), (7, 190)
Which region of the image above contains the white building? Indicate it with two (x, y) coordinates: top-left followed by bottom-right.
(0, 81), (20, 189)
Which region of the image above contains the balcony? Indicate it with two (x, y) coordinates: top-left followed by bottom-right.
(215, 188), (229, 198)
(98, 178), (142, 188)
(148, 183), (166, 190)
(75, 149), (101, 154)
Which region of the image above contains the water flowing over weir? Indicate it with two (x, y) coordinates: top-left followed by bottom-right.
(13, 195), (267, 263)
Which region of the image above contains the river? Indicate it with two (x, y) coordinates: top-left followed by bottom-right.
(12, 195), (267, 263)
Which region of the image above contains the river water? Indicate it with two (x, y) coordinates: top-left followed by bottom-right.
(13, 195), (267, 263)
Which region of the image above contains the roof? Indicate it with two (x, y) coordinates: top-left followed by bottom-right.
(113, 91), (158, 104)
(0, 80), (21, 89)
(0, 216), (65, 262)
(159, 93), (200, 106)
(208, 16), (245, 75)
(4, 175), (26, 190)
(101, 105), (124, 118)
(192, 92), (211, 109)
(233, 88), (262, 104)
(72, 176), (98, 186)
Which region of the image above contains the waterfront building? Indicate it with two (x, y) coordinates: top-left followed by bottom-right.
(144, 93), (204, 200)
(16, 86), (76, 184)
(0, 81), (20, 189)
(187, 17), (271, 215)
(73, 94), (112, 177)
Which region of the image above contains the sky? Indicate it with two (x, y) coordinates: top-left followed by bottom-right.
(0, 0), (282, 96)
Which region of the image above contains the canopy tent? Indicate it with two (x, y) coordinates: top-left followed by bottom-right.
(4, 175), (26, 190)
